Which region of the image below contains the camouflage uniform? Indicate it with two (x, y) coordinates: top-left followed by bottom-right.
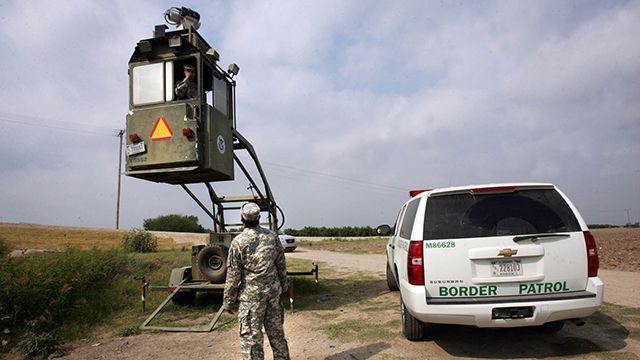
(223, 225), (290, 360)
(174, 78), (197, 100)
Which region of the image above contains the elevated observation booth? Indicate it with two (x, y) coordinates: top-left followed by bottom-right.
(124, 8), (318, 334)
(125, 13), (280, 233)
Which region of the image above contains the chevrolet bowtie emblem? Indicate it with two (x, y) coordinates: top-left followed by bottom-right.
(498, 248), (518, 257)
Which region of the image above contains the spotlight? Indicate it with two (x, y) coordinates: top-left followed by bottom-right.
(164, 7), (201, 30)
(227, 63), (240, 78)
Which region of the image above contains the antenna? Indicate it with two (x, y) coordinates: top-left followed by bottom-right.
(164, 7), (201, 30)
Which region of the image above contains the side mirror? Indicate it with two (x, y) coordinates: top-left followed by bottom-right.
(376, 224), (392, 236)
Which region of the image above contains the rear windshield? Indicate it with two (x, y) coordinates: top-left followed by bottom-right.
(423, 189), (581, 240)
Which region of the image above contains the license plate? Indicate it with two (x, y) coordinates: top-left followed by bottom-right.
(126, 142), (146, 156)
(491, 259), (522, 277)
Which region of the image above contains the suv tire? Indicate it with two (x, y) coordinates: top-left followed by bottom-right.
(386, 263), (399, 291)
(536, 320), (565, 333)
(401, 298), (424, 340)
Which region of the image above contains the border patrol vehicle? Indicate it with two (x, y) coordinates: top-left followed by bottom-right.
(377, 183), (603, 340)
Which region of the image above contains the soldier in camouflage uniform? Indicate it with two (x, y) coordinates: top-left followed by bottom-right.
(222, 202), (291, 360)
(174, 64), (198, 100)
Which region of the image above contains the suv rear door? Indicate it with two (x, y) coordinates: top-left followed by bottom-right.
(422, 185), (589, 303)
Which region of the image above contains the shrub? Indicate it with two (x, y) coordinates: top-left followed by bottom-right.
(117, 326), (140, 337)
(121, 229), (157, 253)
(0, 235), (10, 257)
(143, 214), (208, 233)
(588, 224), (618, 229)
(16, 331), (60, 359)
(0, 249), (129, 352)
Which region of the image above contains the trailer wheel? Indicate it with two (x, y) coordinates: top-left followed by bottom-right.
(172, 291), (196, 306)
(197, 245), (229, 283)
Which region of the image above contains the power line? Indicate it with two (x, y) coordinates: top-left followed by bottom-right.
(0, 111), (119, 136)
(263, 160), (406, 192)
(236, 155), (407, 194)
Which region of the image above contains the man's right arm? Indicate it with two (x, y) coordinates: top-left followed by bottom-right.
(175, 80), (187, 99)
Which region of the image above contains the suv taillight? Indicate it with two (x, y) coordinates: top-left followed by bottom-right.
(583, 231), (599, 277)
(408, 241), (424, 285)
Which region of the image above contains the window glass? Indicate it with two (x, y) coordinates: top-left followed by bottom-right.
(213, 75), (229, 116)
(399, 198), (420, 239)
(165, 62), (174, 101)
(206, 91), (213, 107)
(132, 63), (164, 105)
(393, 206), (406, 236)
(423, 189), (581, 240)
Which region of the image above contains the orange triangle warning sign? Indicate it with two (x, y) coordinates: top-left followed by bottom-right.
(150, 116), (173, 141)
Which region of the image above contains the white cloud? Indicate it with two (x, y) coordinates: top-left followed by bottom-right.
(0, 0), (639, 229)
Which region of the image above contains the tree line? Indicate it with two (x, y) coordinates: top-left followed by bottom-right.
(140, 214), (639, 234)
(283, 226), (378, 237)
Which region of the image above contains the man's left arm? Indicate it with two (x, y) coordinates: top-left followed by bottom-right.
(274, 235), (288, 293)
(222, 242), (242, 311)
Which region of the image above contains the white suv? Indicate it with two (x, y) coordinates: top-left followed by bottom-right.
(378, 183), (603, 340)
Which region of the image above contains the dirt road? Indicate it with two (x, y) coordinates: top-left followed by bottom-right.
(59, 248), (640, 360)
(287, 248), (386, 276)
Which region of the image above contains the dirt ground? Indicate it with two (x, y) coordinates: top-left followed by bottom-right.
(592, 228), (640, 272)
(56, 248), (640, 360)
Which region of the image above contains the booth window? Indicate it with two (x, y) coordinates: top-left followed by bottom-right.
(213, 75), (229, 116)
(132, 62), (175, 106)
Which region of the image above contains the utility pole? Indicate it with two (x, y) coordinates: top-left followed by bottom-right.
(624, 209), (632, 226)
(115, 129), (125, 229)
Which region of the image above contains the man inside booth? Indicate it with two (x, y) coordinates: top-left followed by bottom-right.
(175, 64), (198, 100)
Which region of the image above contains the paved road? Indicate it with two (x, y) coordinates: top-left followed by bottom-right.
(288, 248), (639, 307)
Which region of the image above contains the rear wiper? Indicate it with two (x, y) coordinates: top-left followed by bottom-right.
(513, 233), (570, 243)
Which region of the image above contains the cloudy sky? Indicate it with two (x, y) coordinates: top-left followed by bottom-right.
(0, 0), (638, 230)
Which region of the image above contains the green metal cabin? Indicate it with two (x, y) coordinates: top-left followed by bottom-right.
(125, 26), (235, 184)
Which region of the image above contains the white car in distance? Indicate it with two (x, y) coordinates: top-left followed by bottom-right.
(279, 234), (298, 252)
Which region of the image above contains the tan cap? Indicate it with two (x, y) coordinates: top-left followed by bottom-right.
(241, 202), (260, 222)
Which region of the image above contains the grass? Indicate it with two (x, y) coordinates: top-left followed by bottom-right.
(596, 302), (640, 341)
(599, 302), (640, 324)
(593, 352), (640, 360)
(299, 237), (388, 255)
(0, 247), (324, 357)
(0, 223), (179, 251)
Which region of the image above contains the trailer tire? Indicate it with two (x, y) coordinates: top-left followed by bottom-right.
(197, 245), (229, 283)
(172, 291), (196, 306)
